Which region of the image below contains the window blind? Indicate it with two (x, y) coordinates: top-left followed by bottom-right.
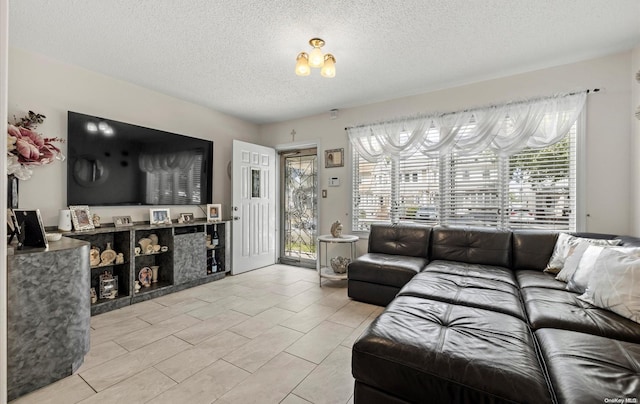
(507, 125), (576, 230)
(352, 150), (394, 232)
(397, 152), (439, 225)
(440, 150), (501, 228)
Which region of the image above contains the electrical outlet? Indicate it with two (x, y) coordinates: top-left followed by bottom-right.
(322, 189), (327, 198)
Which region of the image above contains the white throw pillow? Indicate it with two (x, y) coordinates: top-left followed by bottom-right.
(545, 233), (574, 274)
(566, 245), (606, 292)
(578, 248), (640, 324)
(555, 240), (590, 282)
(545, 233), (621, 276)
(566, 245), (640, 293)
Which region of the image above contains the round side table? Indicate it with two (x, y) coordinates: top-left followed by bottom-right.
(317, 234), (359, 286)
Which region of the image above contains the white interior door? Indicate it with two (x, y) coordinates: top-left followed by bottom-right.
(231, 140), (277, 274)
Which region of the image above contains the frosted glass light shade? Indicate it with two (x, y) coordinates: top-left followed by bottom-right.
(308, 46), (324, 68)
(321, 54), (336, 78)
(295, 53), (310, 76)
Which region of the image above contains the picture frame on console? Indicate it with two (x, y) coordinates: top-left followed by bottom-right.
(207, 204), (221, 221)
(69, 205), (95, 231)
(112, 216), (133, 228)
(179, 213), (194, 223)
(149, 208), (172, 225)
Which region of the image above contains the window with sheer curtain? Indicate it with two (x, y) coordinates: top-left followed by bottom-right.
(350, 92), (584, 232)
(352, 124), (577, 231)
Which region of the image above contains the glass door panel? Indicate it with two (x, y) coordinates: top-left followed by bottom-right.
(280, 148), (317, 267)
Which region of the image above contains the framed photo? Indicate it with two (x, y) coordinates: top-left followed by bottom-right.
(13, 209), (48, 248)
(179, 213), (195, 223)
(113, 215), (133, 227)
(325, 148), (344, 168)
(150, 208), (172, 225)
(207, 204), (222, 221)
(69, 205), (95, 231)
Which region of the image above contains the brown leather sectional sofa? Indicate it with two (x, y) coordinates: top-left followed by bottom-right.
(348, 224), (640, 403)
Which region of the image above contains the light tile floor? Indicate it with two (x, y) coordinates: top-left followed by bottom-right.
(11, 264), (383, 404)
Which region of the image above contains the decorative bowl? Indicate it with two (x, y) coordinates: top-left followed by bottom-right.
(330, 256), (350, 274)
(45, 233), (62, 242)
(100, 249), (117, 265)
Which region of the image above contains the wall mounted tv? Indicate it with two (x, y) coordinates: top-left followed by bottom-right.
(67, 111), (213, 206)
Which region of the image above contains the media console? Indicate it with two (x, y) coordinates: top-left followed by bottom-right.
(63, 219), (231, 315)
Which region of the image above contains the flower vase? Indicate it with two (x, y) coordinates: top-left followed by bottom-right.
(151, 266), (159, 283)
(134, 281), (141, 293)
(7, 174), (18, 209)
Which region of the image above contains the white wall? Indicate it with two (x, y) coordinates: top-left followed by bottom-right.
(632, 45), (640, 236)
(8, 47), (259, 226)
(260, 51), (636, 240)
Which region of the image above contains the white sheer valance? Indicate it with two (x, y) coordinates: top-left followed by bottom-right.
(348, 92), (586, 162)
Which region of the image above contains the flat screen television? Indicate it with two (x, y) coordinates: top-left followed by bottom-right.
(67, 111), (213, 206)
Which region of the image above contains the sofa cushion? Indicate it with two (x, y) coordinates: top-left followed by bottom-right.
(515, 270), (567, 291)
(348, 253), (428, 288)
(512, 230), (558, 271)
(431, 227), (512, 268)
(398, 270), (525, 320)
(536, 328), (640, 403)
(368, 223), (431, 258)
(352, 296), (552, 404)
(424, 260), (518, 287)
(521, 287), (640, 343)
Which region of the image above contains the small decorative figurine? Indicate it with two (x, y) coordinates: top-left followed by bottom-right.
(115, 253), (124, 264)
(330, 220), (343, 238)
(89, 246), (101, 267)
(92, 213), (101, 228)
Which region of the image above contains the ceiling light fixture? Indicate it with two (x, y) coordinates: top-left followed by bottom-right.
(295, 38), (336, 78)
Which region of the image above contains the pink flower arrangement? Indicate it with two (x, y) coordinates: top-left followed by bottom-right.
(7, 111), (65, 180)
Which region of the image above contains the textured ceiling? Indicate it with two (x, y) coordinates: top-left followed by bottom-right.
(8, 0), (640, 124)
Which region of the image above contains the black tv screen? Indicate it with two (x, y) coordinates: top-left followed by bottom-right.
(67, 111), (213, 206)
